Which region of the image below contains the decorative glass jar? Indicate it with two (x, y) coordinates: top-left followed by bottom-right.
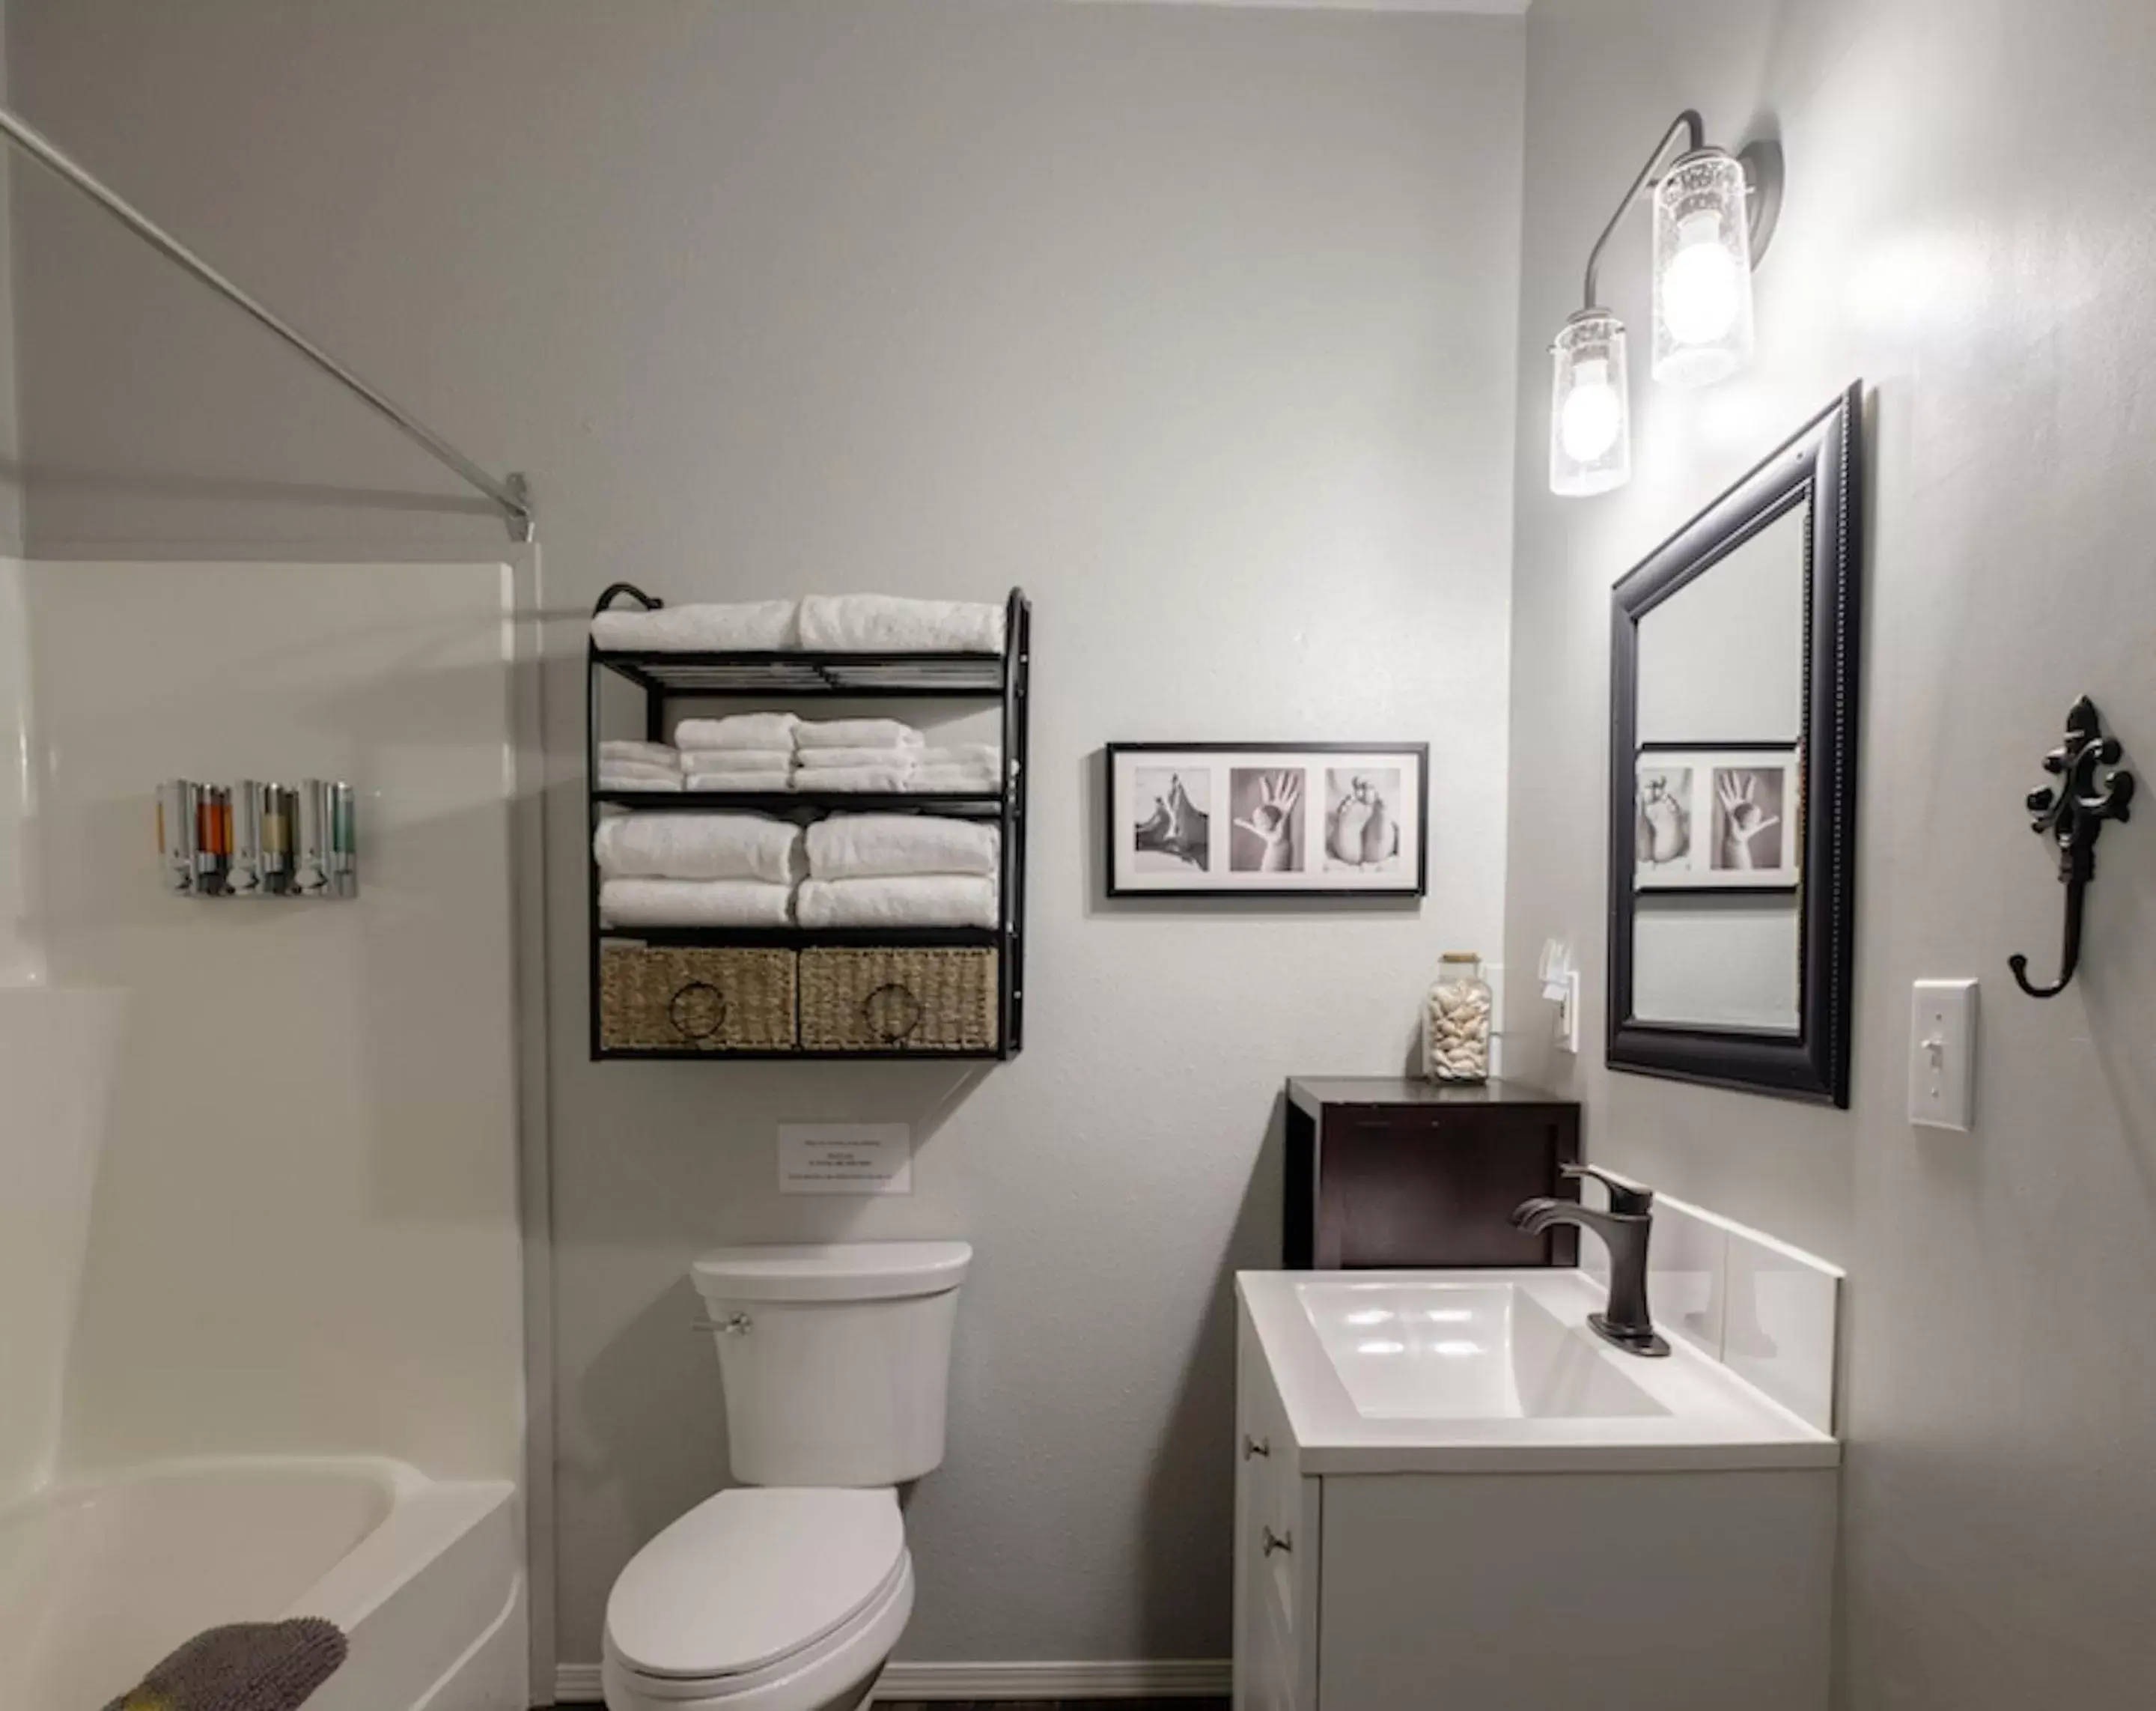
(1423, 952), (1493, 1084)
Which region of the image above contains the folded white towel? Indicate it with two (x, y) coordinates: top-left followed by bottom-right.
(915, 744), (1001, 769)
(806, 815), (1001, 881)
(686, 771), (796, 792)
(799, 595), (1006, 655)
(594, 813), (805, 885)
(793, 746), (925, 771)
(796, 875), (999, 929)
(908, 765), (1000, 794)
(600, 878), (794, 929)
(600, 740), (683, 769)
(683, 749), (797, 774)
(600, 770), (685, 793)
(592, 600), (800, 653)
(791, 765), (913, 793)
(600, 758), (683, 781)
(676, 713), (802, 752)
(792, 719), (925, 752)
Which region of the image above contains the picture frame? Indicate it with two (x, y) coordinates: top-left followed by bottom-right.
(1634, 744), (1801, 891)
(1104, 743), (1428, 897)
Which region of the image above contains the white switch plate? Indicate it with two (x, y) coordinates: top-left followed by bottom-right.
(779, 1123), (913, 1194)
(1556, 970), (1582, 1054)
(1907, 979), (1978, 1131)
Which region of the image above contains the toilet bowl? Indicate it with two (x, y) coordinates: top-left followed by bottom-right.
(602, 1489), (913, 1711)
(601, 1242), (972, 1711)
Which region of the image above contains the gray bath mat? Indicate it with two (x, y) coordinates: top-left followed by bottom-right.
(101, 1617), (348, 1711)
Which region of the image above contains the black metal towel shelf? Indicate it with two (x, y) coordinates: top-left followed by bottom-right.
(586, 584), (1031, 1060)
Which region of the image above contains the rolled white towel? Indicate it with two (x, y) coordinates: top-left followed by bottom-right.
(676, 713), (801, 752)
(908, 765), (1000, 794)
(799, 595), (1006, 655)
(796, 875), (999, 930)
(591, 600), (799, 653)
(594, 813), (805, 885)
(792, 718), (925, 752)
(683, 750), (797, 775)
(807, 815), (1000, 881)
(686, 771), (796, 792)
(600, 878), (794, 929)
(600, 769), (685, 793)
(791, 764), (913, 793)
(600, 740), (683, 769)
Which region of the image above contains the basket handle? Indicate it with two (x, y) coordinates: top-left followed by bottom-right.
(861, 981), (924, 1044)
(669, 979), (728, 1042)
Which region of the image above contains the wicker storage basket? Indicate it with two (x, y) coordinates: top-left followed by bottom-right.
(599, 944), (797, 1052)
(800, 947), (999, 1053)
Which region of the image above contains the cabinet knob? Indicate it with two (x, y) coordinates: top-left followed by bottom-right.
(1242, 1434), (1270, 1459)
(1261, 1526), (1293, 1557)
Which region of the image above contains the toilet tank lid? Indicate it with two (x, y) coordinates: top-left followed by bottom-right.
(692, 1241), (972, 1303)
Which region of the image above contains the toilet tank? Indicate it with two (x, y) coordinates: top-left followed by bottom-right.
(691, 1242), (971, 1487)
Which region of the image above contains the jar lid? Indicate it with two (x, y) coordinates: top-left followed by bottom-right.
(1440, 950), (1482, 964)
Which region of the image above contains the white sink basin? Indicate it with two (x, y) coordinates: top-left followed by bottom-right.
(1298, 1280), (1669, 1421)
(1240, 1268), (1839, 1474)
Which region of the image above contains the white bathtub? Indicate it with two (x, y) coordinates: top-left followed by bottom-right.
(0, 1457), (523, 1711)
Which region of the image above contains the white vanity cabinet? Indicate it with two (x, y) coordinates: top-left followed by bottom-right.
(1232, 1273), (1841, 1711)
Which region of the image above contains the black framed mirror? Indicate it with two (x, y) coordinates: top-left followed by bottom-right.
(1607, 383), (1863, 1106)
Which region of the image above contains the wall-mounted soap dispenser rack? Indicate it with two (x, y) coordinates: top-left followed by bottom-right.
(158, 779), (358, 898)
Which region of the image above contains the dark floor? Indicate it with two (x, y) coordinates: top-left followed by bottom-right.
(880, 1703), (1229, 1710)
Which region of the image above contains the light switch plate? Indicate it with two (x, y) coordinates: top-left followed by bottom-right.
(1907, 979), (1978, 1131)
(1556, 970), (1583, 1054)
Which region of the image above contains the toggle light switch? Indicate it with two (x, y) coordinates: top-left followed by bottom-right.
(1907, 979), (1978, 1131)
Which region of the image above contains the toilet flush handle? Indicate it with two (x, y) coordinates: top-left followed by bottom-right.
(692, 1312), (753, 1335)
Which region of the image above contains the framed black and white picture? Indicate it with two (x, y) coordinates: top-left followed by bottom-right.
(1634, 745), (1800, 890)
(1105, 743), (1428, 897)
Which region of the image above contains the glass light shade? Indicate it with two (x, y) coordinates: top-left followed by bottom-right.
(1652, 149), (1755, 387)
(1550, 311), (1630, 497)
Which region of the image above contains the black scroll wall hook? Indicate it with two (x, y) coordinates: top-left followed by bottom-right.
(2009, 696), (2136, 999)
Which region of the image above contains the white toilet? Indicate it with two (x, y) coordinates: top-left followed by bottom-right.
(602, 1241), (972, 1711)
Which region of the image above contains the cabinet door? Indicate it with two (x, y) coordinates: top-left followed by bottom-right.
(1234, 1304), (1321, 1711)
(1315, 1106), (1578, 1268)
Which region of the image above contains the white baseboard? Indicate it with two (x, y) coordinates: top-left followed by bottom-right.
(874, 1659), (1232, 1699)
(552, 1658), (1231, 1704)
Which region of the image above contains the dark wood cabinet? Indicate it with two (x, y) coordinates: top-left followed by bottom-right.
(1284, 1078), (1582, 1269)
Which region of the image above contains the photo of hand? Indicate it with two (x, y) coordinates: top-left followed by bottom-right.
(1231, 769), (1304, 872)
(1713, 768), (1785, 871)
(1131, 768), (1211, 871)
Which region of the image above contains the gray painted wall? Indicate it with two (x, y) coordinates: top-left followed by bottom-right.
(7, 0), (1525, 1671)
(1501, 1), (2156, 1707)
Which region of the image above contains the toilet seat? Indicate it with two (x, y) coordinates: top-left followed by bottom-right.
(603, 1487), (911, 1711)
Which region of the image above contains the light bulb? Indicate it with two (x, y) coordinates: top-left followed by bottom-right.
(1559, 359), (1622, 464)
(1661, 211), (1741, 346)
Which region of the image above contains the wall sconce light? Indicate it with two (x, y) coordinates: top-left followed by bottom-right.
(1549, 112), (1782, 496)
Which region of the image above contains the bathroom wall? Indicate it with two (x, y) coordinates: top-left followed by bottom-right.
(1502, 2), (2156, 1707)
(24, 560), (526, 1489)
(4, 0), (1526, 1674)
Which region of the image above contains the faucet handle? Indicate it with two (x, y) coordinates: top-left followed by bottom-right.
(1561, 1163), (1654, 1216)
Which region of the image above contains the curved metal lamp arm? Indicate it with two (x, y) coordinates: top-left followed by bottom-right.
(1582, 109), (1705, 311)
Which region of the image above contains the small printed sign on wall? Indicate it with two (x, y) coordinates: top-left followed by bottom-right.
(778, 1124), (913, 1195)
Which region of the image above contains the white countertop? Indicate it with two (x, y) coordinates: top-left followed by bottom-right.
(1239, 1268), (1841, 1475)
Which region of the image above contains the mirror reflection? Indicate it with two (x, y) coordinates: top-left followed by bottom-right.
(1627, 502), (1806, 1033)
